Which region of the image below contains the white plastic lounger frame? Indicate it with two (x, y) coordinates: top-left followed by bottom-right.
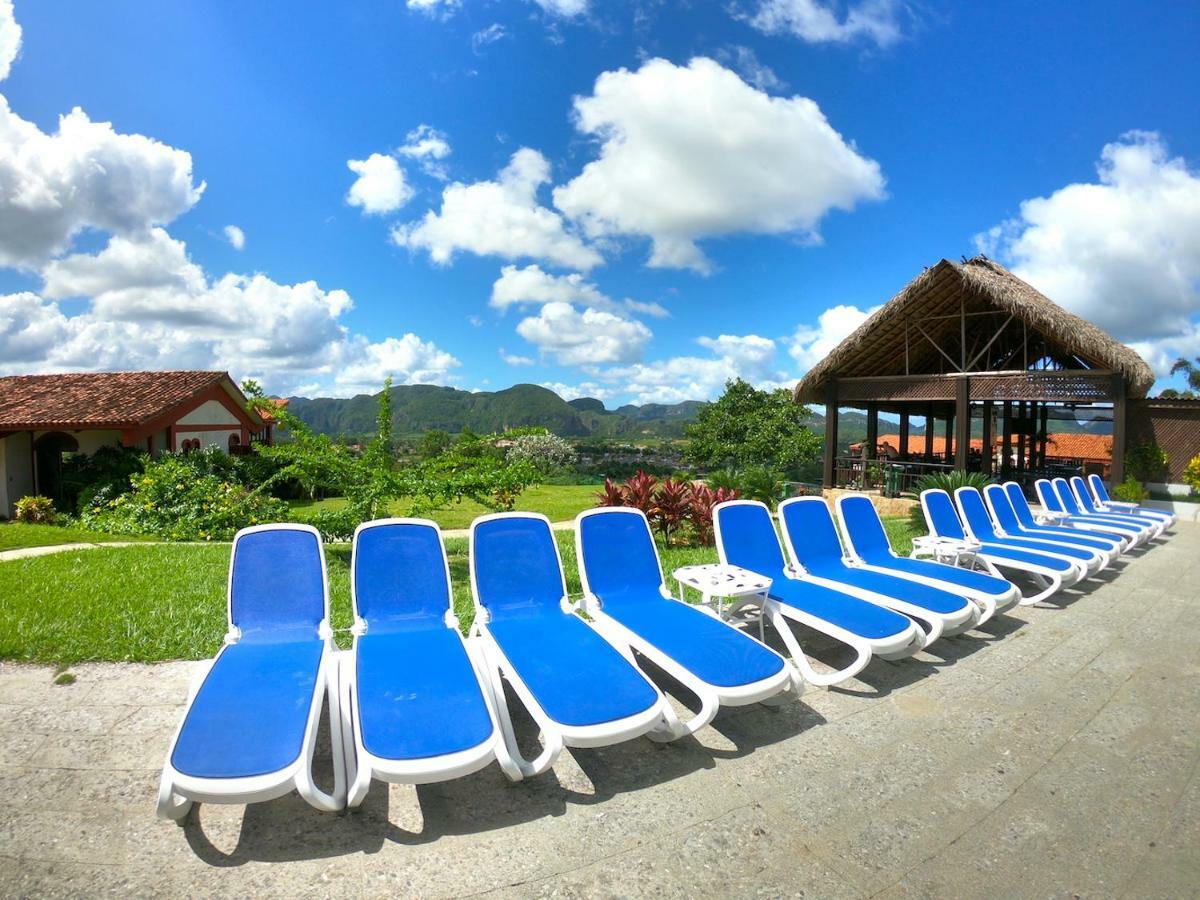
(982, 485), (1119, 570)
(1069, 476), (1166, 539)
(834, 494), (1020, 622)
(340, 518), (521, 807)
(1086, 473), (1177, 528)
(468, 512), (676, 779)
(777, 497), (979, 648)
(157, 523), (346, 821)
(575, 508), (801, 739)
(714, 500), (925, 688)
(1011, 481), (1130, 552)
(1036, 478), (1149, 547)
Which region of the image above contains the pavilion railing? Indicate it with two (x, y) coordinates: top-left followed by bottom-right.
(833, 456), (954, 495)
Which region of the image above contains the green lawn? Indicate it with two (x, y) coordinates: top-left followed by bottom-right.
(0, 523), (152, 552)
(287, 483), (601, 530)
(0, 515), (921, 665)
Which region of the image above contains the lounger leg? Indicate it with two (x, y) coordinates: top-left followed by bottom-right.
(156, 770), (193, 823)
(473, 637), (562, 780)
(971, 595), (998, 627)
(463, 639), (524, 783)
(760, 669), (806, 705)
(295, 655), (348, 812)
(767, 604), (872, 688)
(1016, 571), (1062, 606)
(339, 652), (373, 810)
(645, 686), (718, 742)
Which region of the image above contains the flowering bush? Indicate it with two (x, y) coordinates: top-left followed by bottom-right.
(687, 484), (739, 546)
(1184, 453), (1200, 495)
(506, 433), (576, 475)
(13, 495), (57, 524)
(80, 455), (288, 541)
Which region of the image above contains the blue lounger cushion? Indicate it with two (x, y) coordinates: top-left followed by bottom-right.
(172, 639), (324, 780)
(769, 578), (914, 640)
(356, 628), (495, 761)
(804, 565), (969, 614)
(861, 554), (1016, 593)
(974, 543), (1077, 570)
(487, 612), (659, 728)
(600, 593), (785, 688)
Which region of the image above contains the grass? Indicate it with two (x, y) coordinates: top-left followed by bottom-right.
(0, 523), (153, 552)
(0, 514), (921, 665)
(287, 483), (601, 531)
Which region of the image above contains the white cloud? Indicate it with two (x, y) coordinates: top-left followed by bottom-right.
(0, 0), (20, 81)
(741, 0), (904, 47)
(398, 124), (452, 179)
(592, 332), (789, 404)
(789, 302), (879, 370)
(346, 152), (413, 215)
(541, 380), (613, 403)
(0, 97), (204, 268)
(407, 0), (459, 14)
(223, 224), (245, 250)
(553, 57), (884, 273)
(720, 45), (785, 91)
(529, 0), (588, 16)
(977, 131), (1200, 377)
(499, 348), (535, 366)
(491, 264), (669, 321)
(472, 24), (508, 53)
(516, 301), (651, 365)
(393, 148), (602, 269)
(329, 333), (461, 396)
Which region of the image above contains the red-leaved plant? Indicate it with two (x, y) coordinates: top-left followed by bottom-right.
(687, 484), (739, 546)
(591, 471), (739, 546)
(594, 477), (628, 507)
(622, 470), (658, 517)
(650, 477), (691, 544)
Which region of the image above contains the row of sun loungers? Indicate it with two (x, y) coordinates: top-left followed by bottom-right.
(157, 475), (1173, 821)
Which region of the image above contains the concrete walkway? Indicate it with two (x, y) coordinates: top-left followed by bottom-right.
(1, 526), (1197, 898)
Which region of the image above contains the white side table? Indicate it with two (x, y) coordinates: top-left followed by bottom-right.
(672, 563), (772, 626)
(910, 536), (981, 567)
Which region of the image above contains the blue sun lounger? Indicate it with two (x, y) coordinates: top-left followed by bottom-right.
(340, 519), (520, 806)
(714, 500), (924, 687)
(834, 493), (1020, 619)
(1001, 482), (1130, 554)
(952, 487), (1101, 578)
(1086, 473), (1177, 530)
(1036, 478), (1152, 546)
(982, 483), (1121, 568)
(777, 497), (980, 643)
(1070, 476), (1168, 538)
(575, 508), (799, 736)
(469, 513), (674, 778)
(157, 524), (345, 820)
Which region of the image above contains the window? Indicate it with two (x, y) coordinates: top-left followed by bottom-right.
(228, 433), (241, 451)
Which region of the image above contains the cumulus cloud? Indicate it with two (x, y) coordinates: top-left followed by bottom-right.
(394, 148), (602, 269)
(592, 333), (790, 404)
(977, 131), (1200, 377)
(346, 152), (412, 215)
(398, 124), (452, 179)
(540, 380), (613, 403)
(0, 0), (20, 81)
(472, 24), (508, 54)
(0, 97), (204, 268)
(529, 0), (588, 16)
(490, 263), (666, 317)
(553, 57), (884, 273)
(499, 348), (535, 366)
(407, 0), (460, 15)
(719, 45), (785, 91)
(741, 0), (904, 47)
(789, 302), (879, 370)
(223, 224), (245, 250)
(329, 333), (461, 396)
(516, 301), (651, 366)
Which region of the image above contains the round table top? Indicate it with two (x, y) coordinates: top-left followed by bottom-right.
(672, 563), (772, 596)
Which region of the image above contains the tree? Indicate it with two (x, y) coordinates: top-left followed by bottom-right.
(418, 428), (453, 460)
(684, 379), (821, 477)
(506, 433), (576, 475)
(362, 377), (395, 474)
(1170, 357), (1200, 390)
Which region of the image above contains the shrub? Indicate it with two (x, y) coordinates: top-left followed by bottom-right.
(60, 445), (146, 512)
(594, 478), (627, 507)
(650, 477), (691, 543)
(908, 470), (995, 531)
(687, 483), (739, 546)
(13, 495), (56, 524)
(506, 433), (577, 476)
(305, 507), (360, 542)
(592, 471), (739, 546)
(1125, 443), (1169, 482)
(80, 455), (288, 541)
(1184, 453), (1200, 494)
(1111, 476), (1148, 504)
(621, 470), (658, 517)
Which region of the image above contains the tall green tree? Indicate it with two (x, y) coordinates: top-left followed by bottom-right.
(1169, 357), (1200, 396)
(363, 377), (395, 473)
(684, 379), (821, 477)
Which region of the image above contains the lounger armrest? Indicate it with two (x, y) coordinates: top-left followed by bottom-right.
(1103, 500), (1138, 511)
(1036, 510), (1071, 524)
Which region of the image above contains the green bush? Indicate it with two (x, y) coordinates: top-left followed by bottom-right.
(1111, 476), (1148, 503)
(13, 495), (57, 524)
(505, 433), (576, 476)
(702, 465), (784, 506)
(80, 455), (288, 541)
(1184, 453), (1200, 495)
(1125, 443), (1169, 482)
(60, 445), (145, 512)
(908, 470), (995, 531)
(305, 507), (360, 542)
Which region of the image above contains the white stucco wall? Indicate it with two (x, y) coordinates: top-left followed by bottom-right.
(176, 429), (242, 452)
(177, 400), (240, 427)
(31, 429), (123, 456)
(2, 432), (34, 518)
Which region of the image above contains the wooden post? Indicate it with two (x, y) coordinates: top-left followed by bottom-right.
(822, 380), (839, 488)
(1016, 402), (1026, 473)
(955, 377), (970, 471)
(982, 400), (994, 476)
(1111, 376), (1127, 484)
(1038, 403), (1049, 471)
(943, 407), (954, 463)
(899, 410), (910, 457)
(924, 403), (935, 460)
(1001, 400), (1012, 477)
(865, 403), (879, 460)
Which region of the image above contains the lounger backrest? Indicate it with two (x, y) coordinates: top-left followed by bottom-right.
(777, 498), (844, 567)
(985, 484), (1024, 533)
(1070, 476), (1101, 513)
(1088, 473), (1111, 503)
(955, 488), (1000, 540)
(837, 494), (894, 562)
(921, 489), (968, 540)
(353, 520), (451, 630)
(229, 525), (326, 641)
(577, 509), (664, 604)
(1053, 478), (1085, 515)
(1007, 482), (1039, 526)
(1035, 479), (1064, 513)
(714, 501), (787, 579)
(471, 515), (567, 619)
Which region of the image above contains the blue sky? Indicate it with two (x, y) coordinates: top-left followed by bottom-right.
(1, 0), (1198, 402)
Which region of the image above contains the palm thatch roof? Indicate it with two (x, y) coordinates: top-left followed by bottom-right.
(793, 256), (1154, 403)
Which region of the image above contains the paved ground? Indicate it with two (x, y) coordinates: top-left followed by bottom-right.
(1, 525), (1197, 898)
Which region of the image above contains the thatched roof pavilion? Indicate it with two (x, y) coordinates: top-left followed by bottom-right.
(797, 256), (1155, 489)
